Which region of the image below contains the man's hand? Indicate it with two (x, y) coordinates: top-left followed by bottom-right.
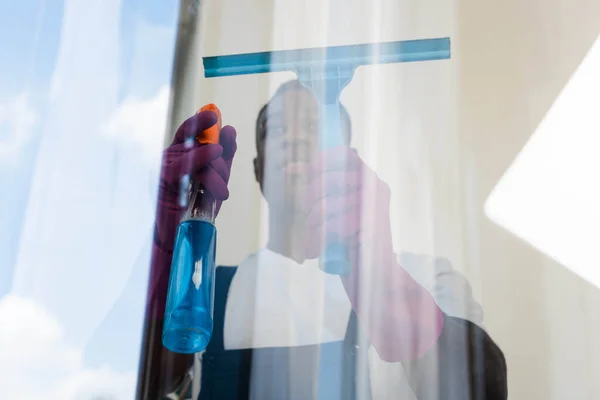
(302, 147), (394, 268)
(302, 147), (444, 362)
(155, 110), (237, 253)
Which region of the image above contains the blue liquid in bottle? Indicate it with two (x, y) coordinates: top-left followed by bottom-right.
(162, 192), (217, 354)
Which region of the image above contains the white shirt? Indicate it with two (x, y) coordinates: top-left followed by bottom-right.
(222, 248), (484, 400)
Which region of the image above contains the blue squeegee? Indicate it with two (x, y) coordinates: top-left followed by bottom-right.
(203, 37), (451, 275)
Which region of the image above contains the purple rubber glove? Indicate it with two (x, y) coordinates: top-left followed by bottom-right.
(302, 147), (444, 361)
(147, 110), (237, 319)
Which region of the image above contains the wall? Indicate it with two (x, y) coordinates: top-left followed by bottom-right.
(457, 0), (600, 398)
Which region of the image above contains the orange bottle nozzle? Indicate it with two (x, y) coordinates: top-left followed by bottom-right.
(197, 103), (221, 145)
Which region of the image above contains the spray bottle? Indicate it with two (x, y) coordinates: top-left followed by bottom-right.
(162, 104), (221, 354)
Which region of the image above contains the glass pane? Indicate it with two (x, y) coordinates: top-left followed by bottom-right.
(4, 0), (600, 399)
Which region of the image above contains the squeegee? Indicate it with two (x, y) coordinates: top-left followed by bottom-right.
(203, 37), (451, 275)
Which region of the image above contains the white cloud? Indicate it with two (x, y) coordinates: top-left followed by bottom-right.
(0, 93), (37, 165)
(0, 294), (136, 400)
(11, 89), (165, 352)
(102, 85), (171, 158)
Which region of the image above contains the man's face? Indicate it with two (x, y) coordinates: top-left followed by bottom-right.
(254, 85), (352, 214)
(254, 87), (321, 212)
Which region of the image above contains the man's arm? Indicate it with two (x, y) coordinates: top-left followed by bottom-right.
(398, 253), (508, 399)
(304, 147), (507, 397)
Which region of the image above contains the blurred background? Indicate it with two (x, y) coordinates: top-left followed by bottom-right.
(1, 0), (599, 398)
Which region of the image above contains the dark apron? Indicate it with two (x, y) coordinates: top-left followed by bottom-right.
(198, 266), (372, 400)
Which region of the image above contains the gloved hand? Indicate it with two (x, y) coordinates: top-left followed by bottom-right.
(147, 110), (237, 319)
(302, 147), (444, 361)
(302, 147), (394, 267)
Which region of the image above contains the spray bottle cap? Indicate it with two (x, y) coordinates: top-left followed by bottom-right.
(197, 103), (222, 145)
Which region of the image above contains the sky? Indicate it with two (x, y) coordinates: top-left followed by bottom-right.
(0, 0), (179, 397)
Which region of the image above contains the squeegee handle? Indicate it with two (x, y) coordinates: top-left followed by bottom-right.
(319, 103), (344, 148)
(318, 102), (352, 275)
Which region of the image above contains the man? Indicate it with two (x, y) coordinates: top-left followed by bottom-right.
(138, 80), (508, 399)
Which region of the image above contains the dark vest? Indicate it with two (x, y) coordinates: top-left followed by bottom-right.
(198, 266), (372, 400)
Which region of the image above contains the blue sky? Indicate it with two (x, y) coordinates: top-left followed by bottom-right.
(0, 0), (180, 396)
(0, 0), (177, 288)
